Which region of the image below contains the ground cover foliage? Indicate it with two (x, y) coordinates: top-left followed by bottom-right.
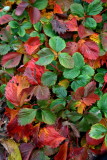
(0, 0), (107, 159)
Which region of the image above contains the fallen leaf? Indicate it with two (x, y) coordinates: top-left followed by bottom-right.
(1, 139), (22, 160)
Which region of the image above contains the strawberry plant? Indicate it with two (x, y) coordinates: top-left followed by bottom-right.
(0, 0), (107, 159)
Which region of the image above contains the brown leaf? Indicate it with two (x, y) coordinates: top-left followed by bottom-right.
(34, 85), (50, 100)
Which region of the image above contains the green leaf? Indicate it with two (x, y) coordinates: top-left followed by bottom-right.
(33, 22), (42, 32)
(36, 48), (54, 65)
(89, 107), (102, 120)
(104, 134), (107, 147)
(71, 75), (90, 91)
(17, 26), (26, 37)
(63, 67), (80, 79)
(94, 73), (104, 83)
(49, 36), (66, 52)
(36, 110), (42, 122)
(22, 22), (32, 29)
(0, 44), (10, 55)
(73, 52), (85, 69)
(84, 113), (99, 124)
(89, 123), (107, 139)
(33, 0), (48, 10)
(41, 71), (57, 86)
(6, 100), (14, 109)
(87, 0), (103, 16)
(77, 117), (91, 132)
(58, 52), (74, 69)
(81, 65), (95, 77)
(0, 84), (6, 94)
(42, 110), (56, 124)
(52, 86), (67, 98)
(30, 31), (40, 37)
(84, 18), (97, 30)
(50, 99), (66, 112)
(18, 108), (37, 125)
(43, 23), (57, 37)
(9, 20), (19, 28)
(66, 112), (82, 122)
(70, 3), (84, 17)
(97, 93), (107, 117)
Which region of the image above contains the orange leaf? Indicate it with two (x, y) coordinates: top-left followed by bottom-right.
(54, 141), (68, 160)
(24, 37), (41, 55)
(65, 18), (78, 32)
(54, 4), (63, 14)
(83, 93), (100, 106)
(5, 75), (30, 106)
(38, 126), (65, 148)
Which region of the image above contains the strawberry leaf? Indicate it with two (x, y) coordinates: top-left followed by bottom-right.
(70, 3), (84, 17)
(42, 110), (56, 124)
(18, 108), (37, 126)
(36, 48), (55, 66)
(28, 7), (41, 24)
(87, 0), (103, 16)
(89, 123), (107, 139)
(49, 36), (66, 52)
(58, 52), (74, 69)
(41, 71), (57, 86)
(33, 0), (48, 10)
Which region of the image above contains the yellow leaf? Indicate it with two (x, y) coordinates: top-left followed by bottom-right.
(1, 139), (22, 160)
(75, 101), (86, 114)
(58, 79), (69, 88)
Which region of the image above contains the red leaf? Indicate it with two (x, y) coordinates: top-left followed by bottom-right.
(15, 2), (29, 16)
(93, 14), (102, 23)
(86, 132), (104, 146)
(65, 18), (78, 32)
(73, 87), (84, 100)
(78, 25), (94, 39)
(5, 75), (30, 106)
(19, 143), (34, 160)
(24, 58), (45, 85)
(82, 0), (93, 3)
(28, 7), (41, 24)
(103, 23), (107, 32)
(1, 52), (22, 68)
(0, 15), (13, 25)
(78, 40), (99, 60)
(62, 42), (78, 55)
(83, 93), (100, 106)
(24, 37), (41, 55)
(101, 32), (107, 51)
(54, 4), (63, 14)
(68, 147), (88, 160)
(104, 73), (107, 83)
(7, 117), (39, 142)
(38, 126), (65, 148)
(54, 141), (68, 160)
